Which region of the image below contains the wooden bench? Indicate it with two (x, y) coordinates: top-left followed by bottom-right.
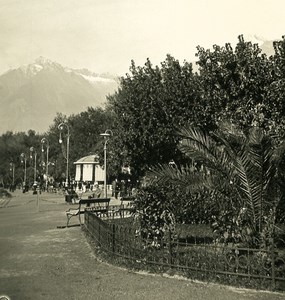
(66, 198), (110, 227)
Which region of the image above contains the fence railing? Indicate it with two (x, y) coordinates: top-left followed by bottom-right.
(84, 210), (285, 291)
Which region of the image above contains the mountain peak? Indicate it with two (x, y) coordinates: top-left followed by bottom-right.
(34, 56), (52, 66)
(34, 56), (63, 69)
(19, 57), (63, 77)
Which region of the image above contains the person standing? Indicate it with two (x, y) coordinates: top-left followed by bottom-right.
(112, 179), (120, 199)
(93, 183), (102, 198)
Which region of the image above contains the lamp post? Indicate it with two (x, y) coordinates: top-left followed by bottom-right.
(20, 153), (27, 188)
(9, 162), (15, 191)
(30, 147), (40, 210)
(41, 138), (50, 191)
(30, 147), (37, 184)
(58, 122), (70, 188)
(100, 129), (113, 198)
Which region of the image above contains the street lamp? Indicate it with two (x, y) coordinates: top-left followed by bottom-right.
(41, 138), (50, 191)
(9, 162), (15, 190)
(30, 147), (37, 184)
(58, 122), (70, 188)
(20, 153), (27, 188)
(100, 129), (113, 198)
(30, 147), (40, 210)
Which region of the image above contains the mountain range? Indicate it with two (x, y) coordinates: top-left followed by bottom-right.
(0, 57), (119, 134)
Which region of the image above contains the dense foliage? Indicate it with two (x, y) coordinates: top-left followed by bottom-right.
(0, 130), (42, 187)
(147, 122), (285, 246)
(107, 36), (285, 182)
(107, 56), (198, 177)
(134, 185), (175, 246)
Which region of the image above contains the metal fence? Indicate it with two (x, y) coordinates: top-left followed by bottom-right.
(84, 210), (285, 291)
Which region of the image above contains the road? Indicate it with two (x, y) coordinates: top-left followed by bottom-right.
(0, 190), (284, 300)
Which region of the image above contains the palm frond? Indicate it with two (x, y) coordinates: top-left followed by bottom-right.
(178, 127), (236, 180)
(213, 121), (247, 148)
(234, 157), (258, 226)
(147, 163), (213, 193)
(234, 139), (270, 230)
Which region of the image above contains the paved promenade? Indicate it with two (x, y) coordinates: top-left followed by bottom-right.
(0, 190), (284, 300)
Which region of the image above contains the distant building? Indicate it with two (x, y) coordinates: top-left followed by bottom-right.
(74, 155), (104, 183)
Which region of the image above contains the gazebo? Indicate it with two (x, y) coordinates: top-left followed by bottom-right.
(74, 155), (104, 184)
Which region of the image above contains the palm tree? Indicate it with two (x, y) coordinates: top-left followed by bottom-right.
(148, 122), (285, 246)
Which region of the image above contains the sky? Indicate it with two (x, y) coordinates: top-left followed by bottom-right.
(0, 0), (285, 76)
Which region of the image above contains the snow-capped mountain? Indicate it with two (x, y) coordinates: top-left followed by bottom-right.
(0, 57), (119, 134)
(68, 68), (117, 84)
(15, 57), (118, 85)
(18, 57), (64, 77)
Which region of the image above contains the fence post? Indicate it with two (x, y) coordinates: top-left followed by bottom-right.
(91, 213), (95, 236)
(112, 223), (116, 254)
(98, 219), (101, 245)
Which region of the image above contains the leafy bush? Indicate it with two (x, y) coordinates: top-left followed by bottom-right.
(134, 185), (175, 246)
(166, 186), (218, 225)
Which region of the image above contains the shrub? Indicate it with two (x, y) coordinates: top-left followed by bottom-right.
(134, 185), (175, 246)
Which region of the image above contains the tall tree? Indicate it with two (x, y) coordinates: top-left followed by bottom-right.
(266, 36), (285, 138)
(107, 56), (198, 178)
(195, 35), (273, 131)
(68, 107), (114, 160)
(0, 130), (43, 186)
